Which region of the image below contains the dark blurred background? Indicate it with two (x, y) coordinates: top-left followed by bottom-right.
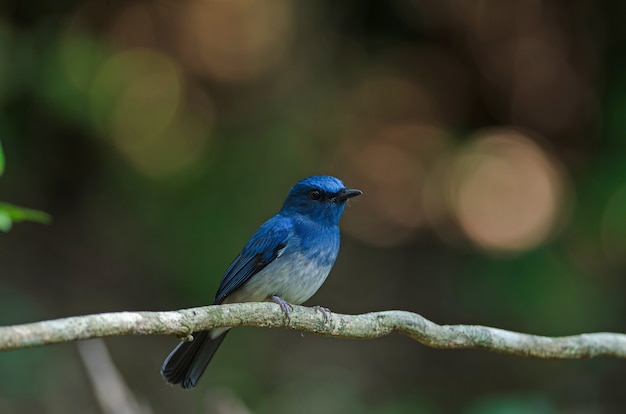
(1, 0), (625, 413)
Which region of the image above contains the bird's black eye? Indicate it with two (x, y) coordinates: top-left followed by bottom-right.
(309, 189), (322, 200)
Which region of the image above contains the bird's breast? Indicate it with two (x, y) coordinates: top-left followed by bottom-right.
(226, 245), (338, 305)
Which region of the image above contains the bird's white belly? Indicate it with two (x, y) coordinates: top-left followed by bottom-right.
(225, 252), (333, 305)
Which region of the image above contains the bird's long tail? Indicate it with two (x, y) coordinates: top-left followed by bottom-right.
(161, 329), (229, 389)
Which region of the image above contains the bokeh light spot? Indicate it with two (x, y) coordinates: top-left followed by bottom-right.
(339, 124), (451, 246)
(89, 48), (212, 178)
(90, 48), (181, 137)
(59, 33), (107, 93)
(118, 111), (211, 179)
(174, 0), (294, 83)
(449, 130), (567, 253)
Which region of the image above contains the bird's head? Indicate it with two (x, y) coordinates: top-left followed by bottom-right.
(280, 175), (362, 224)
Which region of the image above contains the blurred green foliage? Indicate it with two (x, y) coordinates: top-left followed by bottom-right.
(0, 140), (50, 231)
(0, 202), (51, 231)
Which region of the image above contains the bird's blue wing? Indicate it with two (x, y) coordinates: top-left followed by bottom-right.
(213, 216), (292, 304)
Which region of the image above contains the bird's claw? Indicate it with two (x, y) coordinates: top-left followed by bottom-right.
(313, 305), (331, 323)
(270, 295), (294, 322)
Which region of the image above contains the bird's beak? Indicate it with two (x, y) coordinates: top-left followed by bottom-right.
(334, 188), (363, 202)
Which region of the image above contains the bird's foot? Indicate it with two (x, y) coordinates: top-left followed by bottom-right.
(313, 305), (332, 323)
(177, 334), (194, 342)
(270, 295), (294, 321)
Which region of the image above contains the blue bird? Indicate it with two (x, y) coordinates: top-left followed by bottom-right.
(161, 175), (362, 389)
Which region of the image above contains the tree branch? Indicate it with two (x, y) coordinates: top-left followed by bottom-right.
(0, 302), (624, 359)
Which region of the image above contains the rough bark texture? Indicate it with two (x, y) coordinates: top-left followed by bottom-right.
(0, 303), (624, 359)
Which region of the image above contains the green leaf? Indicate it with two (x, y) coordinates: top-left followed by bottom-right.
(0, 203), (51, 226)
(0, 140), (4, 176)
(0, 210), (12, 231)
